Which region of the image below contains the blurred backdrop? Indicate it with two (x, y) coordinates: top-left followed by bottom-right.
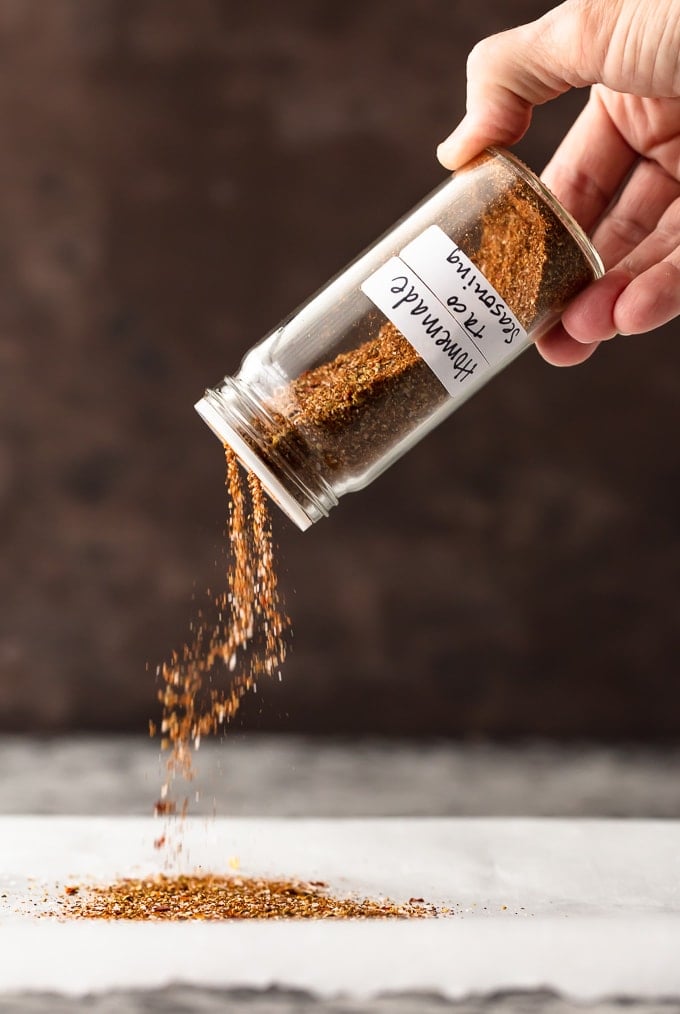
(0, 0), (678, 738)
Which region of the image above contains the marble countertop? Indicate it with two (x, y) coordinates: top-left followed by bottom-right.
(2, 736), (680, 1013)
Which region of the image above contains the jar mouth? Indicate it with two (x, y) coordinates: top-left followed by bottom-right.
(489, 147), (605, 281)
(196, 383), (337, 531)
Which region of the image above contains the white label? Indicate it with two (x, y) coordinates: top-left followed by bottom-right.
(361, 258), (484, 393)
(360, 225), (528, 399)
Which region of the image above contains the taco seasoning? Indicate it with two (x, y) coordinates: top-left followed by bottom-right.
(196, 148), (603, 530)
(55, 874), (441, 921)
(154, 448), (289, 806)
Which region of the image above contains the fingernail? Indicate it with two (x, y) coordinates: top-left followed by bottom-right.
(436, 123), (467, 167)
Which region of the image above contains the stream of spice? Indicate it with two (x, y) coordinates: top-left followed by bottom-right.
(151, 447), (289, 813)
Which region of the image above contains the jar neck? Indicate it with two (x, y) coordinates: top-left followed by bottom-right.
(195, 378), (338, 531)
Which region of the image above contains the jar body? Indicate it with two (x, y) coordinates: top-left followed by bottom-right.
(197, 148), (603, 530)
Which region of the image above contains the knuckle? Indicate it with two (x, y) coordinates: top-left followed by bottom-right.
(466, 34), (504, 77)
(607, 212), (648, 249)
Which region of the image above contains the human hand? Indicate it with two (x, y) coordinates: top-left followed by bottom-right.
(437, 0), (680, 366)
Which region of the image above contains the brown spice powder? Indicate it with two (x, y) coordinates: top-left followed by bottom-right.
(56, 874), (441, 920)
(473, 185), (546, 325)
(155, 447), (289, 806)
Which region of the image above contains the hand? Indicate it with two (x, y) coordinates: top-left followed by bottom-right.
(437, 0), (680, 366)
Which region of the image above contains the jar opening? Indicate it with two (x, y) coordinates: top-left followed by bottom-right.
(196, 384), (338, 531)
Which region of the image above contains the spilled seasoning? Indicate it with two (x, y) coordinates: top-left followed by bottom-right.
(153, 447), (289, 810)
(55, 874), (441, 920)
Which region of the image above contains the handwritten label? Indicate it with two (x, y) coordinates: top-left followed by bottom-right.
(361, 259), (482, 394)
(360, 225), (529, 399)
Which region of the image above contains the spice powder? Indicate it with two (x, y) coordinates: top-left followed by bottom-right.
(56, 874), (441, 921)
(154, 448), (289, 808)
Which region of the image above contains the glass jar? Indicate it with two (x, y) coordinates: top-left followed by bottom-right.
(196, 147), (603, 530)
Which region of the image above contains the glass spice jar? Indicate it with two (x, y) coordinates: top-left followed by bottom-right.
(196, 147), (603, 530)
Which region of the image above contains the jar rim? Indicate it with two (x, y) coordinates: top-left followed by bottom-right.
(195, 383), (338, 531)
(489, 147), (605, 281)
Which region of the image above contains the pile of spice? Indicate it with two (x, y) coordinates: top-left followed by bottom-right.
(56, 874), (440, 920)
(153, 447), (289, 809)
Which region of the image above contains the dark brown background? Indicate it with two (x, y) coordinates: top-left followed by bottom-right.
(0, 0), (678, 738)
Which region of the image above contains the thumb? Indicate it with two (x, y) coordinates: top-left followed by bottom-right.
(437, 0), (612, 169)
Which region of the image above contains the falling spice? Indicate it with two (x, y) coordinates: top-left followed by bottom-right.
(55, 874), (441, 921)
(154, 447), (289, 807)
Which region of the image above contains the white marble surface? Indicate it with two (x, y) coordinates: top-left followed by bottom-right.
(2, 736), (680, 1011)
(2, 816), (680, 1001)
